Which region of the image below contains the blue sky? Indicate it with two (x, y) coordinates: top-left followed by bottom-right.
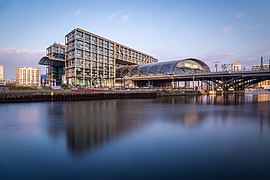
(0, 0), (270, 79)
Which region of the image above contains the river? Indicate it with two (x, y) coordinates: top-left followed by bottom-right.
(1, 93), (270, 179)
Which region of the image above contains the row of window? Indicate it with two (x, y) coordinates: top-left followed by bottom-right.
(48, 46), (65, 54)
(68, 60), (114, 69)
(74, 51), (114, 62)
(67, 68), (114, 76)
(75, 41), (114, 55)
(73, 31), (114, 49)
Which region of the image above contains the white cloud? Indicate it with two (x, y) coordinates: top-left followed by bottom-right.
(235, 12), (246, 19)
(221, 26), (233, 33)
(107, 13), (117, 20)
(244, 23), (263, 31)
(0, 48), (45, 80)
(74, 9), (83, 16)
(121, 14), (130, 23)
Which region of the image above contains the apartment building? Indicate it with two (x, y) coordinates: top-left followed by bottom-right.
(0, 65), (3, 84)
(16, 67), (40, 86)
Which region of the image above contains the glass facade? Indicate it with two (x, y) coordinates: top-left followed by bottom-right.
(40, 43), (66, 86)
(46, 43), (65, 60)
(65, 29), (116, 87)
(65, 28), (158, 87)
(116, 58), (211, 78)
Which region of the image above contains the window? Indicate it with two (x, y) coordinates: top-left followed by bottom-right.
(105, 49), (108, 56)
(92, 36), (97, 44)
(76, 31), (83, 39)
(92, 45), (97, 52)
(104, 41), (108, 48)
(92, 53), (97, 61)
(76, 59), (83, 66)
(109, 57), (113, 64)
(98, 47), (103, 54)
(109, 43), (114, 49)
(60, 48), (65, 54)
(98, 54), (103, 62)
(109, 50), (114, 56)
(85, 52), (90, 59)
(105, 56), (109, 64)
(85, 60), (90, 68)
(92, 62), (97, 68)
(76, 41), (83, 49)
(76, 50), (83, 58)
(84, 43), (89, 51)
(98, 39), (103, 46)
(85, 34), (90, 41)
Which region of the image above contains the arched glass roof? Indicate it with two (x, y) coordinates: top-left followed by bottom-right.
(116, 58), (211, 78)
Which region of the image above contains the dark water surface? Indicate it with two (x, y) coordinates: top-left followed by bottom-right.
(1, 93), (270, 179)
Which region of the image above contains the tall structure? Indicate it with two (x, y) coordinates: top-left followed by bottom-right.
(16, 67), (40, 86)
(0, 65), (3, 84)
(65, 28), (157, 87)
(39, 43), (65, 86)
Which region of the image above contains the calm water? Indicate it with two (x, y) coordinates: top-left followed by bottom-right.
(1, 93), (270, 179)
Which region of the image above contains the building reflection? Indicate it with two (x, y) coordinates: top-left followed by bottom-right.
(48, 100), (152, 155)
(47, 93), (270, 155)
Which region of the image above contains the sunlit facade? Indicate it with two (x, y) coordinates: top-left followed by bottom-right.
(16, 67), (40, 86)
(65, 28), (158, 87)
(46, 43), (65, 86)
(0, 65), (3, 84)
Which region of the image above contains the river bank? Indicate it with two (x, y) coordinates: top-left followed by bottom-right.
(0, 89), (205, 103)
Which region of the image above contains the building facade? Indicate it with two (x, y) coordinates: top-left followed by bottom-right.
(39, 43), (65, 87)
(0, 65), (3, 84)
(46, 43), (65, 86)
(252, 64), (270, 71)
(65, 28), (158, 87)
(16, 67), (40, 86)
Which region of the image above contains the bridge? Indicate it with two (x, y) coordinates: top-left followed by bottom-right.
(119, 70), (270, 90)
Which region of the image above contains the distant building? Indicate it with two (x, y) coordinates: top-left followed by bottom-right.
(0, 65), (4, 84)
(257, 80), (270, 90)
(252, 64), (270, 71)
(232, 61), (241, 71)
(16, 67), (40, 86)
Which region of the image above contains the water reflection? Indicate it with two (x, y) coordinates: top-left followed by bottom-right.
(48, 100), (152, 155)
(46, 93), (270, 155)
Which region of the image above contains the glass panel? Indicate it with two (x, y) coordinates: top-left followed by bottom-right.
(76, 31), (83, 39)
(92, 45), (97, 52)
(84, 43), (90, 51)
(109, 43), (113, 49)
(92, 62), (97, 68)
(92, 53), (97, 61)
(76, 50), (83, 58)
(85, 60), (90, 68)
(85, 34), (90, 41)
(85, 52), (90, 59)
(98, 39), (103, 46)
(76, 41), (83, 49)
(92, 36), (97, 44)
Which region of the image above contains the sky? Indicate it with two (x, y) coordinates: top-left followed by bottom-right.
(0, 0), (270, 79)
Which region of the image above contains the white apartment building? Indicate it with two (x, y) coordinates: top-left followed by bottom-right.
(0, 65), (4, 83)
(16, 67), (40, 86)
